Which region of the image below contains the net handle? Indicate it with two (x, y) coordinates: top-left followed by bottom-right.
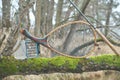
(69, 0), (119, 56)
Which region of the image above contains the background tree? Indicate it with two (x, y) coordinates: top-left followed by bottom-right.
(0, 0), (119, 57)
(0, 0), (11, 56)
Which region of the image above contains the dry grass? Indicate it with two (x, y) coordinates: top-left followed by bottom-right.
(94, 42), (120, 56)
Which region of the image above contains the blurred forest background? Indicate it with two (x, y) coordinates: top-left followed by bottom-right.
(0, 0), (120, 57)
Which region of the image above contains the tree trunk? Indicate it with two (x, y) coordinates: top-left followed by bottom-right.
(105, 0), (113, 36)
(1, 0), (32, 56)
(41, 0), (49, 35)
(0, 0), (11, 47)
(2, 0), (11, 29)
(39, 0), (54, 36)
(55, 0), (64, 26)
(80, 0), (91, 13)
(0, 0), (11, 56)
(34, 0), (42, 37)
(62, 0), (90, 52)
(47, 0), (54, 33)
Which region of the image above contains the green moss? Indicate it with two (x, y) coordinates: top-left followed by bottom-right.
(49, 56), (80, 69)
(17, 57), (50, 73)
(90, 54), (120, 67)
(0, 57), (18, 76)
(0, 54), (120, 78)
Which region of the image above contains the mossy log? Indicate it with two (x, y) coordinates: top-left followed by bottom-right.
(0, 54), (120, 79)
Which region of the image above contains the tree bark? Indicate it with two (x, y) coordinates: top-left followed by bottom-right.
(47, 0), (54, 33)
(105, 0), (113, 36)
(62, 0), (90, 52)
(34, 0), (42, 37)
(55, 0), (64, 26)
(0, 0), (11, 56)
(0, 0), (11, 47)
(2, 0), (11, 29)
(0, 0), (32, 56)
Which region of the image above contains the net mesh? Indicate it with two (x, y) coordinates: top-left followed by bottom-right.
(45, 0), (97, 57)
(47, 21), (96, 57)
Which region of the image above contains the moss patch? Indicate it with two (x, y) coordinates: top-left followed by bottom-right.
(0, 54), (120, 78)
(91, 54), (120, 67)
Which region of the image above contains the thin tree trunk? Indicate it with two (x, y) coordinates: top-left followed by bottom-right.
(62, 0), (90, 52)
(2, 0), (11, 29)
(41, 0), (48, 35)
(47, 0), (54, 33)
(55, 0), (64, 26)
(105, 0), (113, 36)
(34, 0), (42, 37)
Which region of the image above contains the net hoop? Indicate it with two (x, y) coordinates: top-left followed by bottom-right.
(46, 20), (97, 58)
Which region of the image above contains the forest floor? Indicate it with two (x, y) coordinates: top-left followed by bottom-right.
(91, 42), (120, 56)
